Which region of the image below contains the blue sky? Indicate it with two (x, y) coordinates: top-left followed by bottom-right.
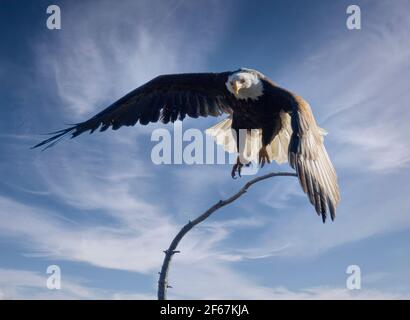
(0, 0), (410, 299)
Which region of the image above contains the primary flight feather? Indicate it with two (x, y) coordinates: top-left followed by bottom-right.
(33, 68), (340, 222)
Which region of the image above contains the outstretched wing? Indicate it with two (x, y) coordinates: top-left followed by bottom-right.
(288, 95), (340, 222)
(33, 72), (235, 149)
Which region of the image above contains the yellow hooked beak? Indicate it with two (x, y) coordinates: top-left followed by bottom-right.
(232, 80), (241, 95)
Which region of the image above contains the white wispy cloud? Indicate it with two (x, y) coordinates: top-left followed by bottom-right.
(35, 0), (229, 118)
(0, 267), (157, 299)
(1, 266), (406, 300)
(169, 260), (410, 299)
(0, 195), (176, 273)
(0, 268), (95, 299)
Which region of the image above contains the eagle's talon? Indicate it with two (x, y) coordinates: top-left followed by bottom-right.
(258, 147), (270, 168)
(231, 159), (244, 179)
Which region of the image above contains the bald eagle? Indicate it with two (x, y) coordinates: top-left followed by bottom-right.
(34, 68), (340, 222)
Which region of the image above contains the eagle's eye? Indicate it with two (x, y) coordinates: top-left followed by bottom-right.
(240, 79), (246, 84)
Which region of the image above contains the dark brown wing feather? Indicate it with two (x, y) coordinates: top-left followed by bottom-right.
(288, 95), (340, 222)
(262, 79), (340, 222)
(33, 72), (235, 150)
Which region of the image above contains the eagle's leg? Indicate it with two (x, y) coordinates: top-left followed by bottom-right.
(259, 119), (282, 167)
(231, 156), (244, 179)
(258, 146), (270, 168)
(231, 127), (247, 179)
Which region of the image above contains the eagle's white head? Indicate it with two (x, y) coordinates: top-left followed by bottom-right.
(226, 68), (264, 100)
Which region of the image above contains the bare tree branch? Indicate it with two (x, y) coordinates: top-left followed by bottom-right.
(157, 171), (297, 300)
